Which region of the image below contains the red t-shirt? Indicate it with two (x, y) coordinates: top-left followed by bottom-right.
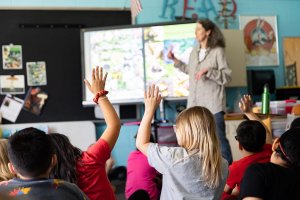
(224, 144), (272, 197)
(76, 139), (115, 200)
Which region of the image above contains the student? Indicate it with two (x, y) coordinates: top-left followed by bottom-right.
(126, 134), (161, 200)
(240, 127), (300, 200)
(49, 133), (81, 184)
(128, 189), (151, 200)
(0, 127), (88, 200)
(290, 117), (300, 129)
(0, 139), (14, 182)
(50, 66), (121, 200)
(168, 18), (233, 164)
(222, 95), (273, 199)
(136, 85), (228, 200)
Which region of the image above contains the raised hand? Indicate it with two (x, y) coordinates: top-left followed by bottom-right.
(136, 85), (162, 156)
(239, 95), (252, 113)
(144, 85), (162, 114)
(84, 66), (108, 95)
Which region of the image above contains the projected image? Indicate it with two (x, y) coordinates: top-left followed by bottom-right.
(144, 24), (195, 97)
(82, 22), (197, 105)
(84, 28), (145, 103)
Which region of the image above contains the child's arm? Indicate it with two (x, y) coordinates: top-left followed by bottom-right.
(84, 66), (121, 149)
(239, 95), (272, 144)
(136, 85), (161, 156)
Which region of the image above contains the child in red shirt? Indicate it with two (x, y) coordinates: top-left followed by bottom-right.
(222, 95), (273, 199)
(49, 66), (121, 200)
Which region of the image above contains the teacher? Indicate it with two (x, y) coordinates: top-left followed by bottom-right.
(168, 18), (233, 164)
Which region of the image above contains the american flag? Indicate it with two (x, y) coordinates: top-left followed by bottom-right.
(131, 0), (143, 19)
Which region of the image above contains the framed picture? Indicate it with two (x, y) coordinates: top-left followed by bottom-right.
(239, 16), (279, 66)
(0, 75), (25, 94)
(26, 61), (47, 86)
(2, 45), (23, 69)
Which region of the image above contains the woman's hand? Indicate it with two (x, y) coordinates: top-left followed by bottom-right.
(195, 68), (208, 80)
(84, 66), (108, 95)
(167, 51), (176, 60)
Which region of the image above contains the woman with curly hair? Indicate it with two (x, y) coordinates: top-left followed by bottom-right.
(168, 18), (233, 164)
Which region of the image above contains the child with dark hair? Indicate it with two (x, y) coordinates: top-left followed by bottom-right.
(240, 127), (300, 200)
(223, 95), (273, 199)
(290, 117), (300, 129)
(49, 133), (81, 184)
(0, 127), (87, 200)
(49, 66), (121, 200)
(125, 134), (161, 200)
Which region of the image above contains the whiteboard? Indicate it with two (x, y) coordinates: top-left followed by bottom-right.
(0, 121), (96, 151)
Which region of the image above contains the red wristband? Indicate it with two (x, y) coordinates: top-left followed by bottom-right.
(93, 90), (109, 104)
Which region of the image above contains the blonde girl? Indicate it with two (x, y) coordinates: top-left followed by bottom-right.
(136, 85), (228, 200)
(0, 139), (14, 182)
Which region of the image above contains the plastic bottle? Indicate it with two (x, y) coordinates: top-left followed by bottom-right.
(261, 84), (270, 114)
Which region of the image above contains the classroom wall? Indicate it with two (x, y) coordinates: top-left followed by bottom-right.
(1, 1), (300, 165)
(1, 0), (299, 108)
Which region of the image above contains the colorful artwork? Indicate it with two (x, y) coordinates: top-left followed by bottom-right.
(84, 28), (145, 103)
(239, 16), (279, 66)
(23, 87), (48, 115)
(2, 45), (23, 69)
(26, 61), (47, 86)
(144, 23), (195, 97)
(0, 75), (25, 94)
(82, 22), (197, 104)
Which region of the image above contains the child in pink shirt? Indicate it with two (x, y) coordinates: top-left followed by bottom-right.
(126, 135), (160, 200)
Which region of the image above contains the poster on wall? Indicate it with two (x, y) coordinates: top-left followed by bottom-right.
(0, 94), (24, 123)
(26, 61), (47, 86)
(239, 16), (279, 66)
(23, 87), (48, 115)
(2, 45), (23, 69)
(0, 75), (25, 94)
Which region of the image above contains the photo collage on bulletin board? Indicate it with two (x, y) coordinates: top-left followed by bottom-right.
(0, 44), (49, 122)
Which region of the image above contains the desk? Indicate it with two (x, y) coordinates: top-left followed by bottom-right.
(0, 121), (96, 151)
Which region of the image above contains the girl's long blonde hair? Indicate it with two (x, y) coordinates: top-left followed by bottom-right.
(0, 139), (14, 181)
(175, 106), (223, 188)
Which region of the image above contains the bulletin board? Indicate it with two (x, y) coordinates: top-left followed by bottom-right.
(0, 9), (131, 124)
